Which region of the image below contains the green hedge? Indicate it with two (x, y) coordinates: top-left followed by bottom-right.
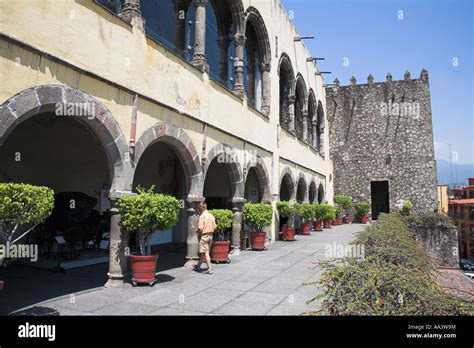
(309, 214), (474, 315)
(295, 203), (314, 222)
(276, 201), (296, 218)
(242, 203), (272, 231)
(354, 202), (370, 216)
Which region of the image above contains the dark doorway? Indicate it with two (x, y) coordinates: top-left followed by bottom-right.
(371, 181), (390, 220)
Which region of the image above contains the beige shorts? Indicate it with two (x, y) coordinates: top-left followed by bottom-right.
(198, 233), (213, 254)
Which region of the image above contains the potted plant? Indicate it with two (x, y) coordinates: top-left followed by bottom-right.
(313, 204), (324, 231)
(208, 209), (233, 263)
(297, 204), (313, 235)
(276, 201), (297, 241)
(242, 203), (273, 251)
(354, 202), (370, 224)
(0, 183), (54, 271)
(322, 204), (336, 228)
(334, 195), (353, 224)
(117, 187), (180, 286)
(333, 206), (343, 226)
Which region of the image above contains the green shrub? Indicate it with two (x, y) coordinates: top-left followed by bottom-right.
(354, 202), (370, 216)
(313, 205), (325, 221)
(276, 201), (297, 228)
(334, 195), (352, 210)
(308, 214), (474, 315)
(242, 203), (272, 232)
(0, 183), (54, 245)
(405, 212), (454, 230)
(208, 209), (233, 240)
(401, 200), (413, 216)
(296, 203), (314, 222)
(320, 204), (336, 221)
(117, 187), (180, 255)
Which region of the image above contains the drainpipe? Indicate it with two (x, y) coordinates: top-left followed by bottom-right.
(129, 94), (138, 162)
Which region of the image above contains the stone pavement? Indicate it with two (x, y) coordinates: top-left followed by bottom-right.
(16, 223), (364, 316)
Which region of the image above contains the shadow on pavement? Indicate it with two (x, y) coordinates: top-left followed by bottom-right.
(0, 244), (187, 315)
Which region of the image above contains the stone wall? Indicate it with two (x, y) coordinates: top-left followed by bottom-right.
(326, 71), (438, 214)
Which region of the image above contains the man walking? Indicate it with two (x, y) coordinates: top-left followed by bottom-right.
(195, 202), (216, 274)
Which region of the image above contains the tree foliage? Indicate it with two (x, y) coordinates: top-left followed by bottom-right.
(242, 203), (272, 230)
(0, 183), (54, 244)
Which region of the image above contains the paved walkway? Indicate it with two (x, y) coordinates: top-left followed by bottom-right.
(14, 223), (364, 316)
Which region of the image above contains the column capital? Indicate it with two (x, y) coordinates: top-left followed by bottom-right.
(259, 62), (271, 73)
(119, 0), (145, 32)
(233, 33), (246, 47)
(108, 190), (135, 201)
(193, 0), (208, 7)
(288, 94), (296, 104)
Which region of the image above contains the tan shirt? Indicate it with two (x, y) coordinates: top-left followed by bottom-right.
(198, 210), (216, 235)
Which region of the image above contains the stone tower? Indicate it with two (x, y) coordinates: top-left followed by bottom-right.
(326, 70), (438, 217)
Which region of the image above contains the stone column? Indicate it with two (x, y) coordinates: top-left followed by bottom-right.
(247, 62), (255, 103)
(191, 0), (209, 72)
(288, 94), (296, 134)
(173, 0), (190, 53)
(185, 200), (201, 266)
(119, 0), (144, 32)
(260, 62), (271, 116)
(233, 33), (246, 97)
(231, 200), (245, 252)
(302, 110), (309, 143)
(105, 191), (134, 288)
(312, 118), (318, 149)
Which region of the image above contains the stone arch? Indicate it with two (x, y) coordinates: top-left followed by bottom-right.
(318, 182), (325, 204)
(296, 173), (308, 203)
(0, 84), (131, 192)
(308, 89), (317, 148)
(295, 74), (308, 141)
(245, 155), (271, 203)
(316, 101), (325, 154)
(135, 122), (204, 200)
(279, 166), (296, 201)
(244, 6), (271, 114)
(204, 143), (245, 201)
(309, 179), (317, 204)
(278, 53), (296, 131)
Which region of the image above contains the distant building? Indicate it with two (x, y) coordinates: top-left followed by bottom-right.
(437, 185), (449, 214)
(449, 178), (474, 261)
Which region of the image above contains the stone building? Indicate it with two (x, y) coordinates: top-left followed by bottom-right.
(0, 0), (332, 286)
(326, 71), (438, 218)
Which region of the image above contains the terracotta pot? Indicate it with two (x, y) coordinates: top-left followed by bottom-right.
(211, 240), (231, 263)
(250, 232), (266, 250)
(323, 219), (332, 228)
(313, 220), (323, 231)
(360, 215), (369, 224)
(336, 218), (343, 225)
(130, 254), (158, 286)
(343, 216), (352, 224)
(283, 227), (296, 241)
(300, 223), (311, 235)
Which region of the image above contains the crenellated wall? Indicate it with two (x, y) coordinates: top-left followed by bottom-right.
(326, 70), (438, 214)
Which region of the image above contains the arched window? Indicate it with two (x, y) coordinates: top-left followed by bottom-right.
(278, 54), (295, 131)
(308, 90), (317, 148)
(295, 75), (308, 142)
(206, 0), (235, 90)
(141, 0), (194, 61)
(316, 101), (325, 153)
(244, 23), (262, 108)
(97, 0), (123, 13)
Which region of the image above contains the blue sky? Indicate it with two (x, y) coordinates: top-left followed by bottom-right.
(281, 0), (473, 164)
